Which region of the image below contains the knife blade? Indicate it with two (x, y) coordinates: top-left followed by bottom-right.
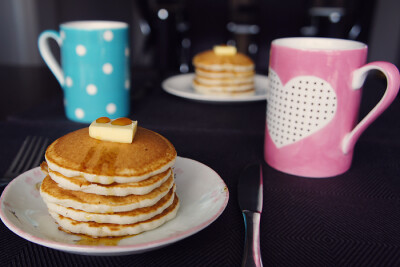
(238, 163), (263, 267)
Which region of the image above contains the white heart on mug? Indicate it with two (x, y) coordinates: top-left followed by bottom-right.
(267, 69), (337, 148)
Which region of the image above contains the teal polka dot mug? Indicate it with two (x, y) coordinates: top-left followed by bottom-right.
(38, 21), (130, 123)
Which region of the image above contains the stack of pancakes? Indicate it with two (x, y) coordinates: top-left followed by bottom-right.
(192, 49), (255, 96)
(40, 127), (179, 238)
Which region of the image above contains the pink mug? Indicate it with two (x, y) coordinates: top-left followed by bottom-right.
(264, 37), (400, 178)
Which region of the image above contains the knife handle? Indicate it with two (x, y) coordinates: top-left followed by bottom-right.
(242, 211), (263, 267)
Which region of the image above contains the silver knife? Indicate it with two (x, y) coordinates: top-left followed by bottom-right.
(238, 163), (263, 267)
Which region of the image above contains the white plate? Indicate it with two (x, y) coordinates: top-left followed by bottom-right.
(0, 157), (229, 256)
(162, 73), (268, 103)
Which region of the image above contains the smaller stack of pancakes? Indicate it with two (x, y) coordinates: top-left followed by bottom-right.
(192, 45), (255, 97)
(40, 126), (179, 238)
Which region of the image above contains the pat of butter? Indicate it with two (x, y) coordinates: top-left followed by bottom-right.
(213, 45), (237, 56)
(89, 117), (137, 143)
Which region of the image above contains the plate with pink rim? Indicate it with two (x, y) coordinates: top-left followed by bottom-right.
(0, 156), (229, 256)
(162, 73), (268, 103)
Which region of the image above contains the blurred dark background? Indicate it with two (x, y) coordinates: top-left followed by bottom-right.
(0, 0), (399, 120)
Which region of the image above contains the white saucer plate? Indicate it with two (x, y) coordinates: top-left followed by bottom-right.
(162, 73), (268, 103)
(0, 157), (229, 256)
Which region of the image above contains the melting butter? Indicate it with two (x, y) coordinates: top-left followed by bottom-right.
(213, 45), (237, 56)
(89, 117), (137, 143)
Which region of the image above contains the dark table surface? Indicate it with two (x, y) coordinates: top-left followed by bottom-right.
(1, 67), (400, 266)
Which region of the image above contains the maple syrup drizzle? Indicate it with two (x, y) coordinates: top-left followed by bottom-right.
(59, 227), (135, 246)
(96, 117), (111, 123)
(111, 117), (132, 126)
(75, 234), (132, 246)
(80, 147), (96, 172)
(94, 148), (119, 176)
(35, 182), (42, 191)
(94, 117), (132, 126)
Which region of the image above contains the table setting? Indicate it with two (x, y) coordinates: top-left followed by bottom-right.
(1, 19), (400, 267)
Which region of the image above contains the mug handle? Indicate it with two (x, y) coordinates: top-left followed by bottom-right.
(38, 30), (64, 86)
(341, 62), (400, 154)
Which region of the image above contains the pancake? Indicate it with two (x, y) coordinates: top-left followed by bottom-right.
(48, 166), (172, 196)
(41, 124), (180, 238)
(193, 50), (254, 72)
(40, 174), (174, 213)
(193, 80), (255, 97)
(195, 75), (253, 86)
(192, 48), (255, 96)
(44, 186), (176, 224)
(49, 196), (180, 237)
(45, 127), (177, 184)
(195, 68), (254, 78)
(193, 79), (254, 92)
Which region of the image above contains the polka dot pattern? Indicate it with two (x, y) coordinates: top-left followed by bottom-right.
(60, 25), (129, 122)
(103, 30), (113, 41)
(103, 63), (113, 74)
(86, 84), (97, 95)
(76, 45), (86, 56)
(75, 108), (85, 119)
(106, 103), (117, 114)
(65, 77), (73, 87)
(267, 69), (337, 148)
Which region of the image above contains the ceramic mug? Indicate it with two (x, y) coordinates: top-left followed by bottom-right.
(38, 21), (130, 123)
(264, 37), (400, 178)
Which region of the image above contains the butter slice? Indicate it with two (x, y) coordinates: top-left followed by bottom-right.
(89, 119), (138, 143)
(213, 45), (237, 56)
